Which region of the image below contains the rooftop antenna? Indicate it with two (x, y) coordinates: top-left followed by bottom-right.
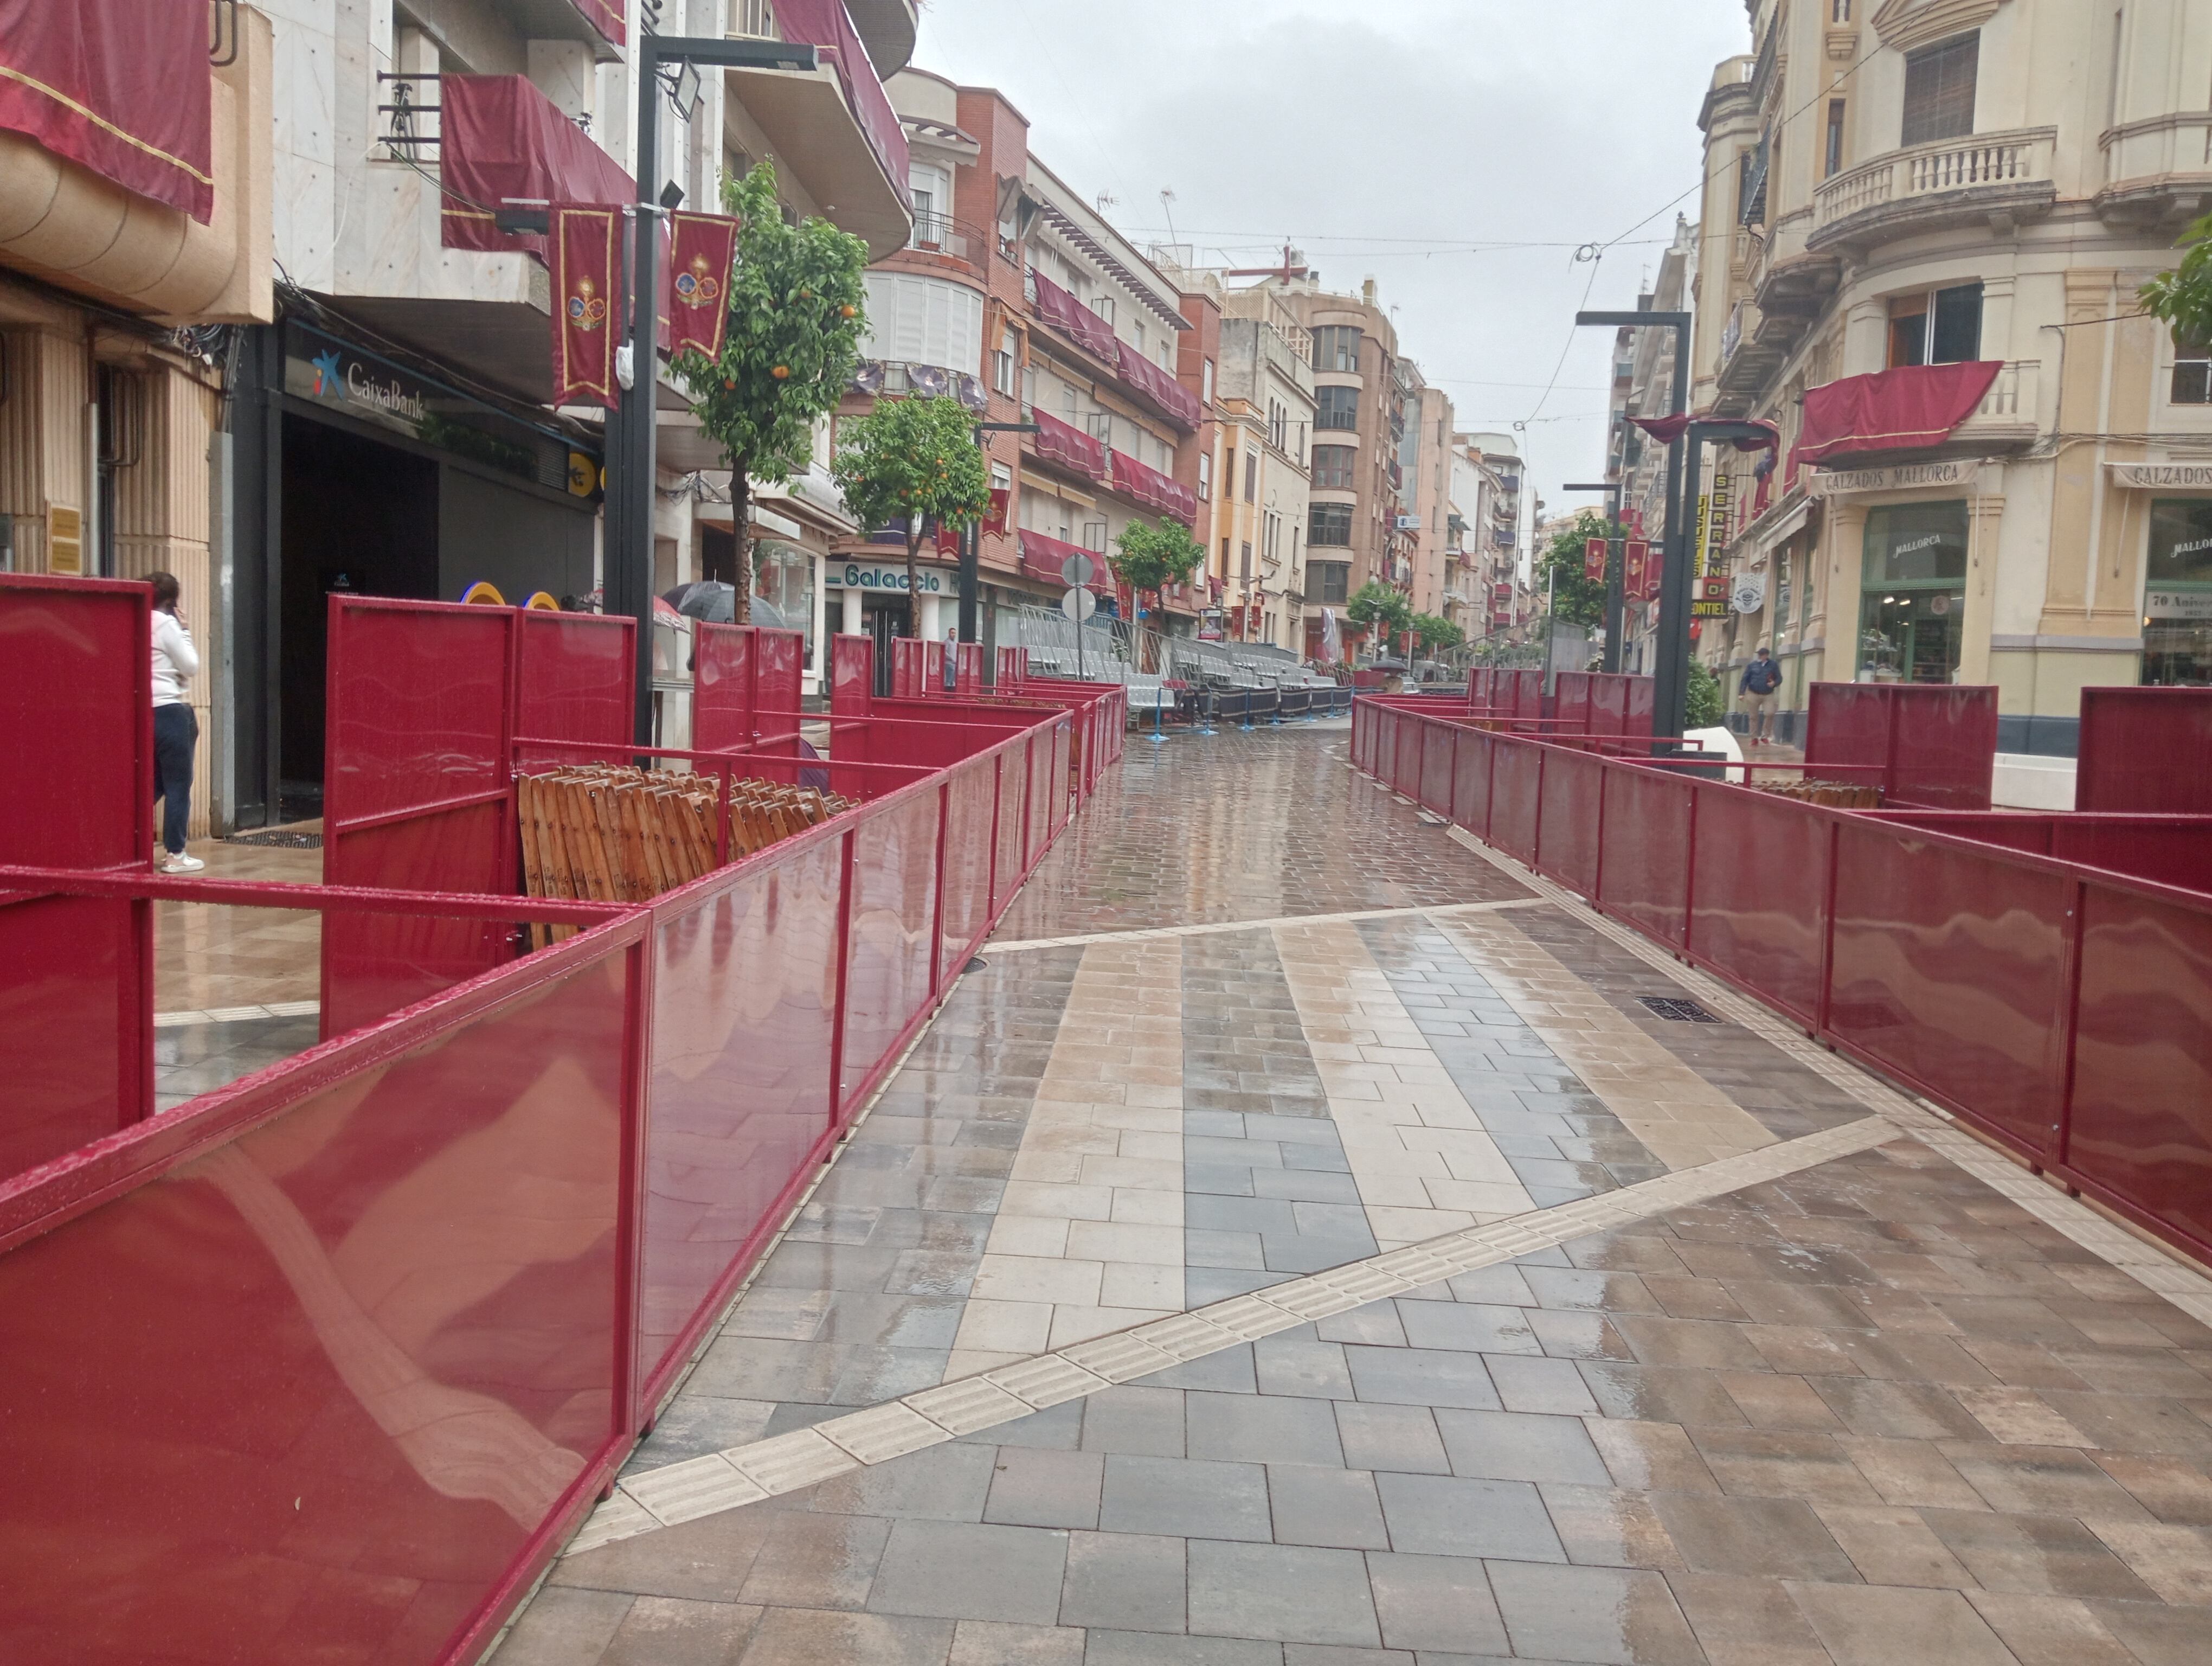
(1095, 190), (1118, 215)
(1159, 187), (1179, 246)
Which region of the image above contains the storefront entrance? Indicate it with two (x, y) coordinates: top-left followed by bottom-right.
(1859, 500), (1967, 683)
(2144, 497), (2212, 685)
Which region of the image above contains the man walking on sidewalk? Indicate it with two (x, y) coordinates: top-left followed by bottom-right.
(1739, 645), (1783, 747)
(150, 571), (204, 874)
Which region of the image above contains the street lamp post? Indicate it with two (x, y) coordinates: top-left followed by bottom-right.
(1574, 310), (1689, 736)
(612, 31), (819, 745)
(1562, 479), (1625, 674)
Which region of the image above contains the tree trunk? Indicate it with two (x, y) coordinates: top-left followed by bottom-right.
(904, 524), (924, 640)
(730, 457), (753, 626)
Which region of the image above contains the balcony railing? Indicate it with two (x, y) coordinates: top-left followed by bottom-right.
(1815, 126), (2056, 233)
(1953, 358), (2040, 445)
(907, 209), (975, 260)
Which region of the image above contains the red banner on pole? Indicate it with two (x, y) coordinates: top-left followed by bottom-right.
(551, 206), (622, 408)
(664, 212), (740, 360)
(983, 488), (1010, 535)
(1624, 539), (1651, 598)
(1584, 537), (1607, 584)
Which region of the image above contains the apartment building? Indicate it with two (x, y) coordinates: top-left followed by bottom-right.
(0, 4), (276, 841)
(1693, 0), (2212, 752)
(1211, 286), (1317, 652)
(1406, 379), (1458, 620)
(1459, 431), (1529, 642)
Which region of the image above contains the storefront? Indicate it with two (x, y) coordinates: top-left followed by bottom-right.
(230, 317), (602, 822)
(2145, 496), (2212, 685)
(1858, 499), (1968, 683)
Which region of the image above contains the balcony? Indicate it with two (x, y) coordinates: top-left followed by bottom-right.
(1026, 270), (1118, 366)
(1108, 448), (1197, 527)
(2097, 112), (2212, 229)
(723, 1), (913, 258)
(1810, 127), (2057, 255)
(1024, 407), (1108, 483)
(1949, 358), (2041, 451)
(905, 209), (981, 265)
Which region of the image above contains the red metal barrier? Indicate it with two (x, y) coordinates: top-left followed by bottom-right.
(0, 578), (1110, 1666)
(0, 575), (156, 1172)
(1352, 693), (2212, 1276)
(1804, 682), (1997, 810)
(2076, 686), (2212, 813)
(695, 623), (806, 755)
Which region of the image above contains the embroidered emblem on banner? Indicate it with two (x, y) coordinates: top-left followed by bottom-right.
(568, 277), (609, 331)
(673, 254), (722, 310)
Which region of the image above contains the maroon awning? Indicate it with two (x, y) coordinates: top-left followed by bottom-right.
(441, 75), (635, 258)
(1109, 450), (1196, 527)
(1794, 361), (2003, 466)
(1018, 529), (1112, 594)
(1028, 408), (1107, 481)
(1630, 413), (1780, 452)
(1031, 273), (1119, 364)
(1114, 342), (1203, 432)
(774, 0), (910, 210)
(0, 0), (211, 221)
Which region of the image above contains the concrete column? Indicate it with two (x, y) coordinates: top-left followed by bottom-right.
(841, 585), (862, 636)
(918, 591), (943, 641)
(526, 42), (595, 123)
(1810, 498), (1868, 682)
(1841, 300), (1888, 377)
(1960, 489), (2005, 688)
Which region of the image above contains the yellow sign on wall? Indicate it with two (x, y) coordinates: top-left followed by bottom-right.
(48, 505), (82, 575)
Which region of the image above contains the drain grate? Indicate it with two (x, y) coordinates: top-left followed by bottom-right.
(226, 829), (323, 849)
(1638, 996), (1722, 1024)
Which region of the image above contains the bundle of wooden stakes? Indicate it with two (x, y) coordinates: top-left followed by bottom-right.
(518, 766), (852, 946)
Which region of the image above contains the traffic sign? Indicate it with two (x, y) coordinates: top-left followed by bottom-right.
(1061, 586), (1097, 623)
(1060, 553), (1096, 588)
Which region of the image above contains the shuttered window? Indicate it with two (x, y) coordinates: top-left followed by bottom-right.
(1901, 33), (1977, 148)
(859, 273), (984, 374)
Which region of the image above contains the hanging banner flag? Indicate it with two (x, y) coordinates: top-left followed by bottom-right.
(664, 211), (741, 359)
(1624, 539), (1650, 598)
(983, 487), (1011, 535)
(551, 206), (622, 408)
(1584, 537), (1607, 584)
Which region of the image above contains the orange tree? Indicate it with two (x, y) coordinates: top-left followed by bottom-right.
(830, 393), (992, 616)
(675, 161), (868, 619)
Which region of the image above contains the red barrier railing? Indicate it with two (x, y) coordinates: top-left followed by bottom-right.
(1352, 693), (2212, 1275)
(2076, 687), (2212, 813)
(1804, 682), (1997, 810)
(0, 578), (1103, 1666)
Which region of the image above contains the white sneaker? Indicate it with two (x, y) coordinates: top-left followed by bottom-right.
(160, 853), (206, 874)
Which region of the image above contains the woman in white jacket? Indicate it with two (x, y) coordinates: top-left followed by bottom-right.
(149, 571), (204, 873)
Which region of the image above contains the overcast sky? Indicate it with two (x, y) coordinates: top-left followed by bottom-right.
(912, 0), (1750, 517)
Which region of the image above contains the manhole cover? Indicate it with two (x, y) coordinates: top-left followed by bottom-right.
(1638, 996), (1722, 1024)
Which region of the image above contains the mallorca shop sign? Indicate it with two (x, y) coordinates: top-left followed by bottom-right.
(2110, 463), (2212, 492)
(1805, 458), (1983, 498)
(830, 561), (948, 594)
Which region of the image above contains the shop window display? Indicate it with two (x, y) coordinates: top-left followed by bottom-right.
(755, 541), (816, 667)
(1859, 501), (1966, 683)
(2144, 498), (2212, 686)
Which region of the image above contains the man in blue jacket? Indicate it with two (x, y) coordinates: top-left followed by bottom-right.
(1739, 645), (1783, 747)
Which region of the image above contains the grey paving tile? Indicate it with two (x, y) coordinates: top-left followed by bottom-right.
(1059, 1530), (1187, 1633)
(1255, 1337), (1356, 1401)
(988, 1447), (1107, 1530)
(1187, 1391), (1346, 1466)
(734, 1510), (892, 1611)
(1431, 1411), (1612, 1487)
(1081, 1632), (1283, 1666)
(1268, 1465), (1391, 1550)
(1098, 1454), (1274, 1542)
(867, 1520), (1071, 1625)
(1484, 1561), (1703, 1665)
(1138, 1347), (1259, 1395)
(596, 1595), (762, 1666)
(1186, 1541), (1382, 1647)
(1335, 1403), (1454, 1477)
(488, 1586), (635, 1665)
(1082, 1387), (1187, 1458)
(1365, 1552), (1512, 1656)
(804, 1440), (999, 1521)
(1345, 1347), (1502, 1412)
(741, 1607), (957, 1666)
(1395, 1303), (1543, 1357)
(1372, 1473), (1566, 1561)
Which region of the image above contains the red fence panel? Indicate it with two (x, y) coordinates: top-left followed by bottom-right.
(1489, 739), (1543, 863)
(891, 637), (922, 700)
(754, 629), (804, 754)
(1625, 674), (1656, 738)
(1686, 784), (1831, 1024)
(957, 642), (983, 695)
(515, 611), (633, 770)
(832, 633), (874, 721)
(1587, 674), (1626, 739)
(693, 624), (757, 754)
(939, 755), (999, 973)
(2066, 879), (2212, 1261)
(1825, 819), (2070, 1155)
(1392, 712), (1422, 797)
(1595, 763), (1692, 947)
(1534, 746), (1602, 895)
(1451, 727), (1491, 838)
(321, 598), (518, 1039)
(1553, 672), (1593, 736)
(1805, 682), (1995, 810)
(0, 924), (647, 1666)
(991, 740), (1032, 917)
(1504, 669), (1544, 721)
(638, 838), (844, 1405)
(2076, 687), (2212, 813)
(0, 575), (155, 1170)
(1419, 720), (1455, 815)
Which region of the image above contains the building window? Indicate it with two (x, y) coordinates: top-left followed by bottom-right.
(1094, 295), (1114, 328)
(1134, 320), (1147, 356)
(1887, 283), (1983, 368)
(1243, 451), (1257, 503)
(1316, 386), (1360, 432)
(1314, 560), (1351, 605)
(1310, 503), (1354, 547)
(1312, 446), (1356, 490)
(991, 462), (1011, 491)
(2145, 498), (2212, 684)
(1268, 400), (1287, 451)
(993, 330), (1018, 396)
(1202, 358), (1215, 404)
(2172, 331), (2212, 405)
(1313, 325), (1362, 374)
(1859, 501), (1968, 683)
(1083, 520), (1107, 554)
(1239, 541), (1252, 582)
(1901, 33), (1978, 148)
(1198, 452), (1212, 499)
(1825, 100), (1847, 177)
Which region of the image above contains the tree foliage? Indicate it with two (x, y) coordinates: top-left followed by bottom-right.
(1346, 580), (1412, 646)
(831, 394), (992, 614)
(1109, 518), (1205, 599)
(1684, 659), (1725, 731)
(1409, 612), (1464, 653)
(675, 161), (869, 619)
(2140, 211), (2212, 347)
(1536, 509), (1619, 630)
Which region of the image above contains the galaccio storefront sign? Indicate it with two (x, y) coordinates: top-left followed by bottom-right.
(831, 562), (948, 594)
